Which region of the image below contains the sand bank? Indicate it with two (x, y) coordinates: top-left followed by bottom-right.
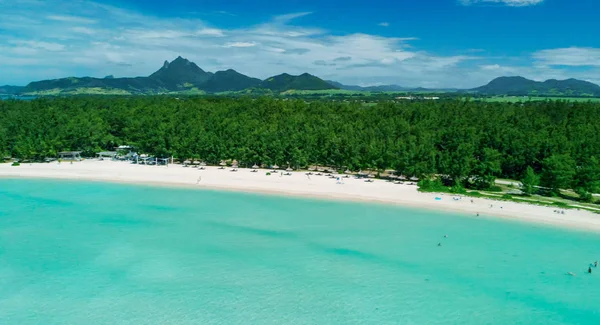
(1, 160), (599, 232)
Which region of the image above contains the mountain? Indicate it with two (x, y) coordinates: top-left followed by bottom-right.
(201, 69), (261, 92)
(261, 73), (336, 92)
(473, 76), (600, 96)
(149, 56), (212, 89)
(326, 80), (406, 91)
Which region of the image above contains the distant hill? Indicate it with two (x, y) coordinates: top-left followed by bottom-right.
(472, 76), (600, 96)
(0, 85), (24, 95)
(327, 80), (406, 92)
(261, 73), (337, 92)
(201, 69), (261, 92)
(326, 80), (458, 93)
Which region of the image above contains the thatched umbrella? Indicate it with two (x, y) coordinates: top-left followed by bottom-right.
(398, 175), (407, 181)
(219, 161), (226, 166)
(183, 160), (191, 165)
(344, 169), (352, 175)
(200, 161), (207, 166)
(193, 160), (200, 165)
(410, 176), (419, 182)
(232, 159), (239, 167)
(367, 173), (376, 178)
(308, 166), (316, 171)
(252, 164), (259, 169)
(272, 164), (280, 169)
(317, 167), (325, 172)
(358, 170), (368, 177)
(286, 167), (293, 172)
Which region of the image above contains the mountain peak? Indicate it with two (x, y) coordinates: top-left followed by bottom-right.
(149, 57), (212, 89)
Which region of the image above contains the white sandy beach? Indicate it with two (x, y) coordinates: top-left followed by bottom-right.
(1, 160), (599, 232)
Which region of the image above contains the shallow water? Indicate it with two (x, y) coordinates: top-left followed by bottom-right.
(1, 178), (599, 324)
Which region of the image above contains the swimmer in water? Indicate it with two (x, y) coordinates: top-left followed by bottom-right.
(444, 235), (448, 238)
(589, 267), (593, 274)
(595, 261), (598, 267)
(437, 243), (442, 247)
(476, 212), (479, 217)
(567, 272), (576, 276)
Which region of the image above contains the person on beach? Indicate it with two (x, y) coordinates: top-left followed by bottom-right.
(197, 176), (201, 184)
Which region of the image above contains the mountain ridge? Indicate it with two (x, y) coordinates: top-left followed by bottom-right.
(472, 76), (600, 96)
(1, 58), (599, 97)
(12, 57), (337, 95)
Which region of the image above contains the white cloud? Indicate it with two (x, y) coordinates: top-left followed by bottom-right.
(47, 15), (97, 24)
(378, 22), (390, 27)
(72, 27), (96, 35)
(459, 0), (544, 6)
(533, 47), (600, 67)
(10, 40), (65, 51)
(196, 28), (225, 37)
(273, 12), (312, 23)
(223, 41), (258, 48)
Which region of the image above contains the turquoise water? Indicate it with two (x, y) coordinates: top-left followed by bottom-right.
(1, 179), (599, 324)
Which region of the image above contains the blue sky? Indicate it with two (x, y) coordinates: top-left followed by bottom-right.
(1, 0), (599, 87)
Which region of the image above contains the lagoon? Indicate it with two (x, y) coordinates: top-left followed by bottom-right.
(1, 178), (599, 324)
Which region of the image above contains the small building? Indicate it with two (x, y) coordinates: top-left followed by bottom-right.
(58, 151), (82, 161)
(97, 151), (118, 159)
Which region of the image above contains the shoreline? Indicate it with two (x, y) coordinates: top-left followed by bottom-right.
(1, 160), (600, 233)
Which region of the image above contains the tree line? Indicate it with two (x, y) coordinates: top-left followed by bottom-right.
(0, 96), (598, 198)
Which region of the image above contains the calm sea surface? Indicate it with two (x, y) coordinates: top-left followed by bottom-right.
(1, 179), (599, 324)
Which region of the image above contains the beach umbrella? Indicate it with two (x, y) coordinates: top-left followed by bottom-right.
(193, 160), (200, 165)
(398, 175), (407, 181)
(200, 161), (207, 166)
(219, 161), (226, 166)
(317, 167), (325, 172)
(183, 160), (191, 165)
(308, 166), (316, 171)
(358, 170), (368, 176)
(252, 164), (259, 169)
(272, 164), (280, 169)
(232, 159), (239, 166)
(368, 173), (376, 178)
(286, 167), (293, 172)
(410, 176), (419, 181)
(344, 169), (352, 174)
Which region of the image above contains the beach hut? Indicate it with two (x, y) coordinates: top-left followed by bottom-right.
(96, 151), (117, 160)
(58, 151), (82, 161)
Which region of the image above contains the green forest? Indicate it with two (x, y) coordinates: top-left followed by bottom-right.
(1, 97), (599, 199)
